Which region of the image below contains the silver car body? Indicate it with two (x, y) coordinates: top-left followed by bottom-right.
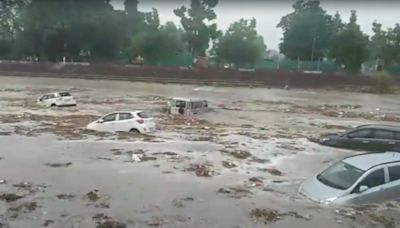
(86, 111), (156, 134)
(37, 92), (77, 107)
(168, 97), (208, 115)
(299, 152), (400, 205)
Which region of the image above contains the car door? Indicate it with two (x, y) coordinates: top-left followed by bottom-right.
(341, 129), (374, 151)
(393, 132), (400, 152)
(46, 94), (56, 106)
(115, 112), (134, 132)
(38, 95), (48, 105)
(98, 113), (118, 132)
(382, 164), (400, 200)
(346, 168), (387, 204)
(371, 129), (396, 152)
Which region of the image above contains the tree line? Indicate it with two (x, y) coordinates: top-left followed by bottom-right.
(0, 0), (399, 73)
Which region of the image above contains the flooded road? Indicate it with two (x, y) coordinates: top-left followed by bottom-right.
(0, 76), (399, 227)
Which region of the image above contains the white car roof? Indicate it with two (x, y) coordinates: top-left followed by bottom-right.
(41, 91), (70, 95)
(173, 97), (206, 102)
(343, 152), (400, 171)
(104, 111), (143, 115)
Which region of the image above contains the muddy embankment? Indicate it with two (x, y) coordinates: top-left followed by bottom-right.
(1, 61), (398, 91)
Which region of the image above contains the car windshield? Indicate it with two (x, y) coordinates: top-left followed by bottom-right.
(175, 100), (186, 108)
(317, 162), (365, 190)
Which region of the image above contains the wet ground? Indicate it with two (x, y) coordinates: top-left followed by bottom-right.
(0, 76), (400, 228)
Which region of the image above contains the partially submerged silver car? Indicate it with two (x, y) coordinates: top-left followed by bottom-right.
(299, 152), (400, 205)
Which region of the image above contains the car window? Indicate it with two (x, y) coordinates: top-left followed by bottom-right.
(374, 130), (394, 140)
(137, 111), (150, 119)
(348, 129), (373, 138)
(119, 113), (133, 120)
(389, 166), (400, 182)
(175, 100), (186, 108)
(58, 92), (71, 97)
(395, 132), (400, 141)
(48, 94), (56, 99)
(41, 95), (48, 100)
(103, 113), (117, 122)
(359, 169), (385, 188)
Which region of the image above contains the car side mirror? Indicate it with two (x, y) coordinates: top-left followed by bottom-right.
(358, 185), (368, 193)
(97, 119), (104, 124)
(346, 134), (353, 139)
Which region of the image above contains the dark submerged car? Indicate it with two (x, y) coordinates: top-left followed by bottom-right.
(319, 125), (400, 152)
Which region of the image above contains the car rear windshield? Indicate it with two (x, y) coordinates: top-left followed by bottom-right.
(317, 161), (364, 190)
(137, 111), (151, 119)
(58, 92), (71, 97)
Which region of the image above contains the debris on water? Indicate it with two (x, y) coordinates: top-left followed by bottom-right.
(0, 193), (23, 202)
(111, 149), (123, 155)
(217, 187), (252, 199)
(152, 152), (178, 156)
(228, 150), (252, 159)
(172, 197), (194, 208)
(13, 182), (32, 189)
(45, 162), (72, 168)
(249, 157), (270, 164)
(43, 220), (55, 227)
(130, 154), (141, 162)
(0, 179), (7, 184)
(128, 154), (157, 162)
(8, 202), (38, 215)
(86, 191), (100, 202)
(250, 208), (309, 224)
(56, 194), (75, 200)
(250, 208), (281, 224)
(92, 214), (127, 228)
(140, 156), (157, 161)
(249, 177), (264, 183)
(186, 163), (214, 177)
(276, 143), (305, 151)
(222, 161), (237, 168)
(369, 214), (396, 228)
(264, 168), (283, 176)
(96, 157), (113, 161)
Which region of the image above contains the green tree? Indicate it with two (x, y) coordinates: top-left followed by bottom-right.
(174, 0), (220, 57)
(15, 0), (126, 61)
(0, 0), (26, 58)
(329, 10), (369, 73)
(131, 22), (185, 64)
(277, 0), (333, 61)
(370, 22), (400, 65)
(214, 18), (266, 68)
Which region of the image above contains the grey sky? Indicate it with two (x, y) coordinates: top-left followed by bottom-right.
(112, 1), (400, 50)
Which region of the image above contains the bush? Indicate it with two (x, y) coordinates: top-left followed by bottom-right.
(372, 71), (394, 93)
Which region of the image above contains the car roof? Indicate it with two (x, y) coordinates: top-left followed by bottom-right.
(343, 152), (400, 171)
(356, 124), (400, 132)
(173, 97), (206, 102)
(105, 111), (143, 115)
(41, 91), (70, 95)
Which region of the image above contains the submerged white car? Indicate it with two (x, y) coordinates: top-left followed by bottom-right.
(37, 92), (77, 107)
(86, 111), (156, 134)
(299, 152), (400, 205)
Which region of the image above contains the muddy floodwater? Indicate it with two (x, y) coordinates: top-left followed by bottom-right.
(0, 76), (400, 228)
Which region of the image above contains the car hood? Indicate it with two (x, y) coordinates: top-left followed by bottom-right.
(300, 177), (345, 203)
(86, 121), (97, 130)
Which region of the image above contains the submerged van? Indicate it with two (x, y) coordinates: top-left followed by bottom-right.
(168, 97), (208, 115)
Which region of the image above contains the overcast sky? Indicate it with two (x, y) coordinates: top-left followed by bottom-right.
(112, 0), (400, 50)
